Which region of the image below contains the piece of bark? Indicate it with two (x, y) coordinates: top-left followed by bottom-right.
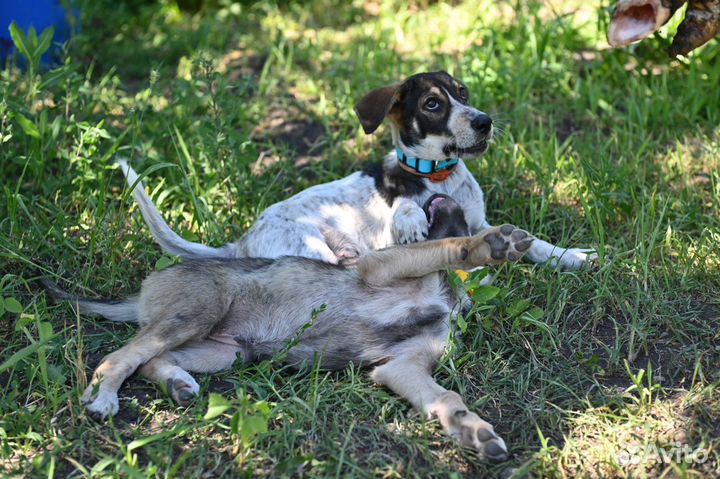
(668, 0), (720, 55)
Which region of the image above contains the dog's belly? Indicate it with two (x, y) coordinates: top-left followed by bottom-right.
(207, 264), (455, 368)
(236, 173), (394, 262)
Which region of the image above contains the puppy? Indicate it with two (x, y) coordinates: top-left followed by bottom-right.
(119, 71), (596, 269)
(45, 195), (534, 463)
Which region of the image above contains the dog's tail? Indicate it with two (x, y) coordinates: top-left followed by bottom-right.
(116, 158), (234, 259)
(41, 279), (140, 323)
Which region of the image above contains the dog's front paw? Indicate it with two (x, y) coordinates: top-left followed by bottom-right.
(392, 202), (429, 244)
(82, 386), (119, 421)
(466, 225), (534, 266)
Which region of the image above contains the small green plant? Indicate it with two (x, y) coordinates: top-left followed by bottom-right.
(8, 22), (55, 100)
(204, 392), (271, 465)
(0, 295), (22, 318)
(623, 360), (662, 411)
(448, 268), (499, 334)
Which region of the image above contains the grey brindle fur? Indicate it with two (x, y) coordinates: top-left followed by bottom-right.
(45, 196), (534, 463)
(118, 71), (598, 269)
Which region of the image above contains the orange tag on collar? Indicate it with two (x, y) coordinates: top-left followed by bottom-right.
(429, 168), (455, 182)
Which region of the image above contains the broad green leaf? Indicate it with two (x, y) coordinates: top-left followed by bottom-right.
(8, 22), (31, 62)
(27, 26), (38, 49)
(471, 285), (500, 304)
(14, 313), (34, 332)
(38, 321), (54, 341)
(154, 256), (174, 271)
(4, 297), (23, 314)
(36, 26), (55, 57)
(204, 393), (231, 420)
(254, 401), (271, 416)
(507, 298), (530, 318)
(456, 313), (467, 334)
(0, 301), (4, 318)
(241, 414), (268, 439)
(15, 114), (39, 139)
(472, 267), (490, 280)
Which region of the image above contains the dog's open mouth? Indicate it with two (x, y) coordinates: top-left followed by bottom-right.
(424, 194), (448, 228)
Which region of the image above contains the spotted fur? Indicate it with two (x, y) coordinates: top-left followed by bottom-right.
(118, 71), (597, 268)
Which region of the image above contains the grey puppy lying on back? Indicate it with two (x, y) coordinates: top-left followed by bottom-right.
(45, 195), (533, 463)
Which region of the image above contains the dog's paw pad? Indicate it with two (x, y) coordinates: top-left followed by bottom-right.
(450, 410), (509, 463)
(485, 232), (509, 260)
(483, 438), (510, 463)
(473, 225), (534, 265)
(515, 238), (533, 252)
(167, 374), (200, 406)
(511, 229), (528, 241)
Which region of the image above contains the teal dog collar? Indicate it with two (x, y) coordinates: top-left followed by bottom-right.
(396, 148), (459, 182)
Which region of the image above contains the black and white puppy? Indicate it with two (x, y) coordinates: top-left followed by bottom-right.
(119, 71), (596, 269)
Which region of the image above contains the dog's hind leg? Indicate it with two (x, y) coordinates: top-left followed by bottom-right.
(358, 225), (532, 287)
(117, 159), (234, 259)
(138, 340), (242, 406)
(371, 338), (508, 463)
(82, 316), (213, 420)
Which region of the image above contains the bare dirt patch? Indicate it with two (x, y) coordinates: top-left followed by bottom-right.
(250, 103), (327, 174)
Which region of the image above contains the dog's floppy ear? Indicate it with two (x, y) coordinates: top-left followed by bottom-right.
(354, 83), (401, 135)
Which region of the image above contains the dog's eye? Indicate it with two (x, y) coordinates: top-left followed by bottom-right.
(425, 97), (440, 111)
(458, 87), (468, 101)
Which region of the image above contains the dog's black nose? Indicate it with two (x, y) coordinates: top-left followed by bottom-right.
(471, 114), (493, 136)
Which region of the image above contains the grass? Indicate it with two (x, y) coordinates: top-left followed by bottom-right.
(1, 0), (719, 477)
